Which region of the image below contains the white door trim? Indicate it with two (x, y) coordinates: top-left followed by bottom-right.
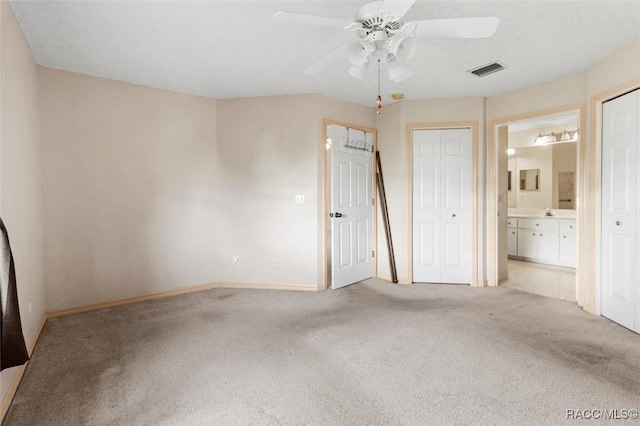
(406, 122), (479, 286)
(320, 119), (377, 291)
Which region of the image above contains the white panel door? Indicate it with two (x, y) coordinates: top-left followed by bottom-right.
(413, 128), (472, 284)
(330, 125), (373, 289)
(412, 130), (441, 282)
(440, 129), (472, 283)
(602, 89), (639, 331)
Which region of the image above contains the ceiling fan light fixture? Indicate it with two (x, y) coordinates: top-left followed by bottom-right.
(393, 36), (416, 64)
(348, 64), (368, 81)
(348, 41), (373, 66)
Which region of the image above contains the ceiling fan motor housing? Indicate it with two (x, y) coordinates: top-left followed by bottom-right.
(355, 1), (402, 27)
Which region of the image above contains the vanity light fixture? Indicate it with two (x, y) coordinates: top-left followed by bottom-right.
(534, 132), (556, 145)
(534, 129), (580, 145)
(572, 129), (580, 140)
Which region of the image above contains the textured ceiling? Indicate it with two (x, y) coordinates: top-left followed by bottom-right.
(9, 0), (640, 106)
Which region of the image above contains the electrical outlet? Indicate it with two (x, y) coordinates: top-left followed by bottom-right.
(273, 258), (279, 267)
(232, 256), (240, 265)
(295, 195), (304, 205)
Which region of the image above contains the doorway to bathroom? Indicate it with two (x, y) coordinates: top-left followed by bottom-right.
(489, 107), (584, 301)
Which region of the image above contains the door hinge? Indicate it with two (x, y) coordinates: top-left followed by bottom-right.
(372, 197), (375, 205)
(372, 250), (375, 258)
(371, 145), (374, 153)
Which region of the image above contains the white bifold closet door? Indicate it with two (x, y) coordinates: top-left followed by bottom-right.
(601, 88), (640, 333)
(412, 128), (472, 284)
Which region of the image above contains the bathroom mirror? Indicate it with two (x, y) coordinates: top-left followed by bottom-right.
(519, 169), (539, 191)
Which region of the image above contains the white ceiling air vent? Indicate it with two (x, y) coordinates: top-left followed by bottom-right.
(468, 61), (506, 77)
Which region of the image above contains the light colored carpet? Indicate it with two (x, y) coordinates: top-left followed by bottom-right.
(3, 279), (640, 425)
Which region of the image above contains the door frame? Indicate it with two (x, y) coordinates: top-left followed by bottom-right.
(320, 119), (378, 291)
(590, 78), (640, 316)
(487, 103), (587, 299)
(407, 122), (480, 286)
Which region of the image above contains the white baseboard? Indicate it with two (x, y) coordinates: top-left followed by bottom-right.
(47, 281), (318, 318)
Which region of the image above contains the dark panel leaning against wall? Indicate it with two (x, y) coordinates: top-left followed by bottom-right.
(0, 218), (29, 371)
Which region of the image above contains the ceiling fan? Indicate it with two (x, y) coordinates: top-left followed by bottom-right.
(273, 0), (499, 83)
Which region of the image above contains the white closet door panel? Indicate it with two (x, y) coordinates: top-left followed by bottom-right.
(419, 164), (439, 209)
(602, 89), (638, 331)
(413, 130), (441, 282)
(413, 128), (472, 284)
(440, 128), (472, 284)
(443, 163), (464, 209)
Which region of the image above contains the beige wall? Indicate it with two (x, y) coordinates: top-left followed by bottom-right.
(39, 68), (221, 311)
(39, 73), (376, 311)
(487, 74), (586, 121)
(376, 97), (485, 284)
(0, 0), (46, 411)
(586, 39), (640, 98)
(216, 95), (374, 289)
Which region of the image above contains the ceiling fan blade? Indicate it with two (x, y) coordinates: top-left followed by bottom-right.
(304, 44), (349, 75)
(414, 17), (500, 39)
(273, 11), (352, 29)
(380, 0), (416, 19)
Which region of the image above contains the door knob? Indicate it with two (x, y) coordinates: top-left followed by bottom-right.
(616, 221), (621, 226)
(334, 212), (343, 218)
(452, 214), (456, 218)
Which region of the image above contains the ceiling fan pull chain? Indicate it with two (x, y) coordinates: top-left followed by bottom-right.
(376, 59), (382, 115)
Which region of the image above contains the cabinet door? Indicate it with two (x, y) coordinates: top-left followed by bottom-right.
(507, 229), (518, 256)
(518, 231), (538, 259)
(559, 233), (577, 267)
(538, 232), (560, 263)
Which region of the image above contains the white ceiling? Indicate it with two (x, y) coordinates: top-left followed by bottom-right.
(9, 0), (640, 106)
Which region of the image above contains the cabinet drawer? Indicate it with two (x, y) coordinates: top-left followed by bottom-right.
(507, 218), (518, 228)
(518, 218), (559, 231)
(559, 220), (576, 233)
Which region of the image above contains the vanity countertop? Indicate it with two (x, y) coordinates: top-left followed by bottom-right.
(508, 214), (576, 220)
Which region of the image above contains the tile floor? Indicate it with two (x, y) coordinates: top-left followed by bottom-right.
(500, 259), (577, 301)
